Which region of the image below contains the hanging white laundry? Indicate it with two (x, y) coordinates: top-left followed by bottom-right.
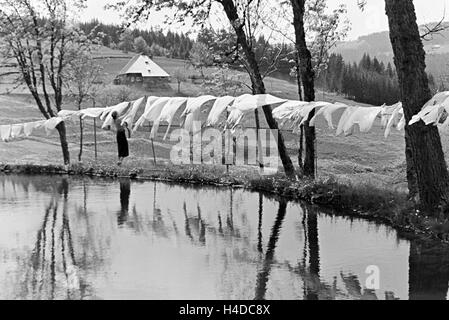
(233, 94), (287, 112)
(101, 102), (131, 129)
(158, 98), (188, 126)
(273, 101), (308, 124)
(226, 109), (245, 131)
(182, 95), (217, 117)
(415, 92), (449, 129)
(44, 117), (64, 135)
(10, 124), (24, 139)
(397, 113), (406, 131)
(274, 101), (329, 133)
(385, 104), (403, 138)
(121, 96), (146, 127)
(58, 110), (81, 120)
(149, 98), (176, 139)
(424, 91), (449, 107)
(438, 106), (449, 132)
(180, 96), (218, 135)
(206, 96), (236, 128)
(408, 92), (449, 126)
(409, 104), (442, 126)
(310, 103), (348, 129)
(411, 92), (449, 126)
(133, 96), (159, 130)
(381, 103), (401, 128)
(336, 106), (359, 136)
(134, 97), (170, 133)
(287, 107), (309, 132)
(340, 106), (383, 136)
(225, 94), (287, 130)
(80, 108), (108, 120)
(0, 125), (12, 142)
(99, 106), (115, 121)
(23, 122), (35, 137)
(422, 106), (446, 126)
(231, 94), (253, 111)
(297, 102), (332, 126)
(183, 108), (202, 134)
(273, 101), (305, 117)
(225, 96), (255, 130)
(158, 97), (188, 140)
(23, 120), (46, 137)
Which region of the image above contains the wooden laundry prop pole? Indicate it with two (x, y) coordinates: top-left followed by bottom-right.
(225, 109), (230, 173)
(93, 100), (98, 161)
(254, 109), (264, 170)
(189, 131), (193, 165)
(315, 135), (318, 178)
(144, 96), (158, 166)
(94, 118), (98, 160)
(151, 138), (157, 166)
(149, 124), (157, 166)
(79, 116), (84, 162)
(257, 193), (263, 254)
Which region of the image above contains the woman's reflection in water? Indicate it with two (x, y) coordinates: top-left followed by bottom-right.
(117, 179), (131, 226)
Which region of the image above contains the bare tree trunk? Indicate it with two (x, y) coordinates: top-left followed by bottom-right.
(296, 56), (304, 170)
(291, 0), (316, 178)
(305, 206), (320, 300)
(77, 101), (84, 162)
(254, 109), (264, 169)
(79, 117), (84, 162)
(299, 126), (304, 170)
(295, 55), (303, 101)
(303, 118), (316, 178)
(56, 122), (70, 165)
(255, 200), (288, 300)
(220, 0), (296, 178)
(405, 131), (419, 201)
(385, 0), (449, 212)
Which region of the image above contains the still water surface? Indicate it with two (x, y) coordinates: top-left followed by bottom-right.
(0, 174), (448, 300)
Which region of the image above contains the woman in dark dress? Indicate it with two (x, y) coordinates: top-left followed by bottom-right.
(111, 111), (131, 166)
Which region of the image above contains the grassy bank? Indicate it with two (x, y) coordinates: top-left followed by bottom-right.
(1, 160), (448, 245)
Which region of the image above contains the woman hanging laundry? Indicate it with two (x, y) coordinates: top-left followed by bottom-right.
(112, 111), (131, 166)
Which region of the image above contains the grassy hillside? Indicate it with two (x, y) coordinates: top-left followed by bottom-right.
(3, 46), (449, 193)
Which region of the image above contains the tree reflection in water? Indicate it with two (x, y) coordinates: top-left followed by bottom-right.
(257, 193), (264, 254)
(408, 240), (449, 300)
(20, 179), (86, 299)
(2, 175), (449, 300)
(11, 177), (110, 300)
(183, 203), (207, 246)
(255, 200), (288, 300)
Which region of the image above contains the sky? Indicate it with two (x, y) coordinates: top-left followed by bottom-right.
(81, 0), (449, 40)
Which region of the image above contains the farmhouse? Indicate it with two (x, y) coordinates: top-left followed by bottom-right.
(114, 54), (170, 88)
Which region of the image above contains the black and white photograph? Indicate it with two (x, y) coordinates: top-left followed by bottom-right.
(0, 0), (449, 306)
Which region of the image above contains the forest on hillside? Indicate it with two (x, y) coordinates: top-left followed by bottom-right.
(317, 53), (436, 106)
(79, 20), (195, 59)
(80, 20), (437, 107)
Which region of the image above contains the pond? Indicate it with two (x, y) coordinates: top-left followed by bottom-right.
(0, 174), (448, 300)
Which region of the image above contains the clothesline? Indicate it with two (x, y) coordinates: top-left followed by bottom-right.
(2, 91), (448, 143)
(0, 117), (64, 142)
